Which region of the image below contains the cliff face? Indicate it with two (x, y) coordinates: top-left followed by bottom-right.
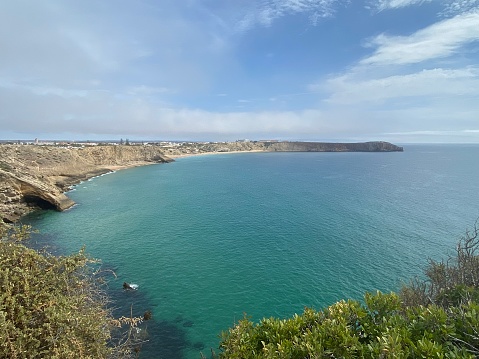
(159, 141), (403, 156)
(0, 145), (172, 223)
(264, 141), (404, 152)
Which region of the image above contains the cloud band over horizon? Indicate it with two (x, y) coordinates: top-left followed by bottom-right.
(1, 0), (478, 143)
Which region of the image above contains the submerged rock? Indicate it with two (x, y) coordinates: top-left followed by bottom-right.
(182, 320), (194, 327)
(123, 282), (139, 290)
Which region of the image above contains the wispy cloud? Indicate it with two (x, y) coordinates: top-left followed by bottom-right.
(323, 67), (479, 104)
(361, 10), (479, 65)
(237, 0), (346, 31)
(371, 0), (479, 15)
(307, 6), (479, 143)
(372, 0), (432, 11)
(441, 0), (479, 16)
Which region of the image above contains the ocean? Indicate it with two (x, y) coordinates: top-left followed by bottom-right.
(25, 144), (479, 358)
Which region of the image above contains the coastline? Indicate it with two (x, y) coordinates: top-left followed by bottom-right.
(0, 146), (173, 223)
(0, 141), (402, 223)
(168, 149), (265, 159)
(102, 160), (160, 172)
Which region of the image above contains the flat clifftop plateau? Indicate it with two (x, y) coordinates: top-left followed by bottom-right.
(160, 140), (403, 157)
(0, 145), (173, 223)
(264, 141), (404, 152)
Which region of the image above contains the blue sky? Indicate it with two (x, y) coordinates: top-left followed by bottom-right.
(0, 0), (478, 142)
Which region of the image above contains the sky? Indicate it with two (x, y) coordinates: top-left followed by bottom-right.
(0, 0), (478, 143)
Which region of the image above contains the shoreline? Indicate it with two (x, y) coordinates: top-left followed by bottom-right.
(168, 149), (265, 159)
(62, 161), (163, 192)
(0, 141), (403, 223)
(102, 160), (160, 171)
(0, 146), (174, 223)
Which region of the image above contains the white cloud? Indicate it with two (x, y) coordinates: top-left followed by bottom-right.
(237, 0), (346, 31)
(324, 67), (479, 104)
(386, 130), (479, 135)
(380, 129), (479, 143)
(0, 80), (325, 139)
(307, 6), (479, 143)
(361, 10), (479, 66)
(126, 86), (174, 96)
(0, 0), (234, 95)
(371, 0), (479, 15)
(441, 0), (479, 16)
(372, 0), (432, 11)
(373, 0), (432, 10)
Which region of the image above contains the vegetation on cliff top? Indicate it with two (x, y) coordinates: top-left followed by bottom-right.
(218, 223), (479, 358)
(0, 223), (145, 358)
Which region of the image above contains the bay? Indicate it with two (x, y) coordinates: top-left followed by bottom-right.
(26, 144), (479, 358)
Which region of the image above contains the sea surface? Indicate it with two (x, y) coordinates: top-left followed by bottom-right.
(26, 144), (479, 358)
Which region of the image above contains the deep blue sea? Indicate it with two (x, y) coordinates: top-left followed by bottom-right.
(26, 144), (479, 358)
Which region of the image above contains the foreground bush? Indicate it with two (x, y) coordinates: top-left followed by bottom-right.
(219, 293), (478, 358)
(0, 224), (142, 358)
(219, 224), (479, 358)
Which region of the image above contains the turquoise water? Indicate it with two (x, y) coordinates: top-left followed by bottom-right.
(26, 145), (479, 358)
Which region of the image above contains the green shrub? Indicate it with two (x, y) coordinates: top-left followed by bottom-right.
(0, 223), (142, 358)
(218, 224), (479, 358)
(401, 222), (479, 308)
(0, 161), (12, 172)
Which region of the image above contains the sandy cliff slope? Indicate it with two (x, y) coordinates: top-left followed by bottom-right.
(0, 145), (172, 223)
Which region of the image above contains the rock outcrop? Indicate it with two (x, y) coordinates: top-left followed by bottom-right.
(0, 145), (172, 222)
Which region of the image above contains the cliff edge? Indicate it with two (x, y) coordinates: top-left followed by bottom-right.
(0, 145), (172, 223)
(264, 141), (403, 152)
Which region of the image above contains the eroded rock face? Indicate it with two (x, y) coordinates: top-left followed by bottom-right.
(17, 176), (75, 210)
(0, 145), (173, 222)
(0, 169), (75, 222)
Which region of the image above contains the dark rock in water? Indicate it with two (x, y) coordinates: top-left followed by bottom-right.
(193, 342), (205, 350)
(123, 282), (138, 290)
(143, 310), (152, 321)
(182, 320), (194, 327)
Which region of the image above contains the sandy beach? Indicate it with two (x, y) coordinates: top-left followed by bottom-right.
(168, 149), (265, 159)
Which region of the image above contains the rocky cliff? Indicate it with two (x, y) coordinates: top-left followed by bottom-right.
(0, 145), (172, 223)
(264, 141), (403, 152)
(159, 141), (403, 156)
